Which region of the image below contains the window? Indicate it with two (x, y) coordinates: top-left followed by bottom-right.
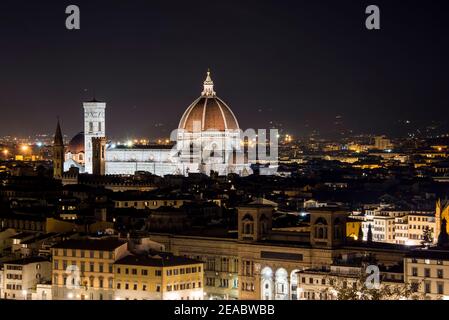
(438, 283), (444, 295)
(109, 278), (113, 289)
(206, 278), (215, 287)
(99, 263), (104, 273)
(63, 249), (67, 256)
(117, 268), (121, 274)
(133, 284), (137, 290)
(54, 260), (59, 270)
(125, 283), (129, 290)
(99, 279), (104, 288)
(90, 251), (94, 258)
(99, 251), (103, 259)
(142, 269), (148, 276)
(156, 285), (161, 292)
(425, 282), (431, 294)
(132, 269), (137, 275)
(125, 268), (129, 275)
(109, 264), (113, 273)
(424, 268), (431, 278)
(142, 285), (147, 291)
(89, 122), (93, 133)
(81, 251), (85, 258)
(155, 270), (161, 276)
(412, 267), (418, 277)
(98, 122), (102, 132)
(90, 263), (95, 272)
(71, 249), (76, 257)
(438, 269), (444, 279)
(220, 279), (229, 288)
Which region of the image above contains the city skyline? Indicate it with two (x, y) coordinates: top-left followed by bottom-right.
(1, 0), (449, 138)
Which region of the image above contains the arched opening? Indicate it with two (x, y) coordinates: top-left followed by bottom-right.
(290, 269), (301, 300)
(314, 217), (328, 240)
(241, 214), (254, 237)
(274, 268), (289, 300)
(259, 214), (268, 235)
(261, 267), (273, 300)
(333, 218), (342, 240)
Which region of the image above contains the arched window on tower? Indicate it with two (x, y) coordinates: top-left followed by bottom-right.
(314, 217), (328, 240)
(241, 214), (254, 237)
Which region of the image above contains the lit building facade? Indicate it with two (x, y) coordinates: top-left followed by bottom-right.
(405, 250), (449, 299)
(1, 257), (51, 300)
(51, 238), (128, 300)
(149, 205), (409, 300)
(114, 254), (204, 300)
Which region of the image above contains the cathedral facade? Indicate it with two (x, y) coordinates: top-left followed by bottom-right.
(64, 71), (252, 177)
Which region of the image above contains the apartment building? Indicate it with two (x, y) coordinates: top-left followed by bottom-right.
(51, 238), (128, 300)
(405, 249), (449, 299)
(1, 256), (51, 300)
(297, 256), (404, 300)
(114, 253), (203, 300)
(407, 214), (436, 246)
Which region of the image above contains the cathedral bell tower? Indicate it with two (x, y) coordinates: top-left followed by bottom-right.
(83, 99), (106, 174)
(53, 120), (64, 180)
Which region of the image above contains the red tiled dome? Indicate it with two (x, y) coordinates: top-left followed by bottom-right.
(67, 132), (84, 154)
(178, 71), (239, 132)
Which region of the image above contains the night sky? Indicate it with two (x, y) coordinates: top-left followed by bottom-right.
(0, 0), (449, 139)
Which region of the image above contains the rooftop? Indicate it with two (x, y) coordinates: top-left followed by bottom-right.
(52, 238), (127, 251)
(3, 256), (50, 266)
(115, 253), (202, 267)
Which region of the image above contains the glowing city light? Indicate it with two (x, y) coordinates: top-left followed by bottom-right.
(21, 145), (29, 152)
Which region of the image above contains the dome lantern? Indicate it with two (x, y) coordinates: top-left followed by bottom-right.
(201, 69), (216, 97)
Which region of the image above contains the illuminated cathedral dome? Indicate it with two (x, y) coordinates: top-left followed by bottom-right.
(178, 71), (239, 132)
(67, 132), (84, 154)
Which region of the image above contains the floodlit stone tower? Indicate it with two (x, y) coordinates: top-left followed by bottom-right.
(83, 99), (106, 174)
